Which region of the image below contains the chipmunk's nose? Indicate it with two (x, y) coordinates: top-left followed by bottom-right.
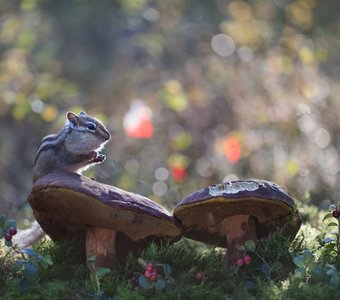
(105, 132), (111, 141)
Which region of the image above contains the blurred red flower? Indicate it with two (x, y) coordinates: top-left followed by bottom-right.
(170, 165), (188, 182)
(223, 135), (241, 163)
(123, 100), (154, 139)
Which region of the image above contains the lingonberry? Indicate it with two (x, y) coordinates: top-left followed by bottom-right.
(144, 270), (151, 278)
(9, 227), (17, 236)
(146, 262), (154, 272)
(195, 271), (205, 282)
(243, 255), (251, 265)
(332, 210), (340, 219)
(236, 258), (244, 267)
(4, 232), (12, 241)
(149, 271), (158, 281)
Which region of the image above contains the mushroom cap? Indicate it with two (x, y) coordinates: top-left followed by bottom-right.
(28, 172), (181, 243)
(174, 179), (301, 246)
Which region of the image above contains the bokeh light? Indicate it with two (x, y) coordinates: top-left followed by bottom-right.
(1, 0), (340, 222)
(211, 34), (235, 57)
(123, 100), (154, 139)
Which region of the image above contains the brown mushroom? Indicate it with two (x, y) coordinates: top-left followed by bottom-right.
(28, 172), (181, 269)
(174, 180), (301, 267)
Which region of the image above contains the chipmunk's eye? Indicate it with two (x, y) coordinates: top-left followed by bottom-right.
(86, 122), (96, 131)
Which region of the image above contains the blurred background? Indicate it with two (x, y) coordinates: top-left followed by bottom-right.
(1, 0), (340, 224)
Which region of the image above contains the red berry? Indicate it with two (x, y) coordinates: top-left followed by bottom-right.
(4, 232), (12, 241)
(146, 262), (154, 272)
(236, 258), (244, 267)
(332, 210), (340, 218)
(243, 255), (251, 265)
(9, 227), (17, 236)
(195, 272), (205, 282)
(144, 270), (151, 278)
(149, 271), (157, 281)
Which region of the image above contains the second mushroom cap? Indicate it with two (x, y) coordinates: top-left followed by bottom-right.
(174, 179), (301, 266)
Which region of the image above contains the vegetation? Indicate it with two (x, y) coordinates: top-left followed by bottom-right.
(1, 0), (340, 298)
(1, 204), (340, 299)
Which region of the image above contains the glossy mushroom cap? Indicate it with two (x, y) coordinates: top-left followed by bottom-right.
(174, 180), (301, 266)
(28, 172), (181, 268)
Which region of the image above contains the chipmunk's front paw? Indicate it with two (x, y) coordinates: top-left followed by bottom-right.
(92, 154), (106, 163)
(89, 151), (98, 159)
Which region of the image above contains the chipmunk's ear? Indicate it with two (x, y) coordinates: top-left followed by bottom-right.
(66, 111), (79, 126)
(79, 111), (87, 116)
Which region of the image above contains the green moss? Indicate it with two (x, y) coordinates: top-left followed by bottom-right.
(1, 206), (340, 299)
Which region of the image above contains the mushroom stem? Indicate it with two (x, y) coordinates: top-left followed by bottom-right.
(223, 215), (257, 267)
(86, 228), (118, 269)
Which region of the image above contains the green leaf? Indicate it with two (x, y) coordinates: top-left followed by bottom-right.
(294, 268), (305, 278)
(244, 240), (256, 251)
(243, 280), (256, 290)
(327, 222), (339, 227)
(322, 237), (334, 244)
(327, 269), (337, 276)
(22, 248), (37, 257)
(325, 242), (336, 249)
(166, 276), (175, 285)
(138, 258), (147, 268)
(96, 267), (111, 278)
(293, 255), (305, 268)
(326, 264), (337, 271)
(4, 219), (16, 229)
(260, 264), (270, 275)
(163, 264), (172, 277)
(154, 279), (166, 290)
(5, 240), (12, 247)
(330, 274), (340, 287)
(138, 275), (151, 289)
(238, 245), (245, 251)
(312, 265), (325, 277)
(0, 215), (6, 228)
(15, 260), (27, 272)
(323, 212), (334, 221)
(87, 255), (96, 262)
(302, 250), (314, 264)
(43, 255), (53, 266)
(303, 249), (313, 257)
(270, 262), (283, 272)
(18, 278), (31, 292)
(93, 291), (105, 300)
(23, 263), (38, 279)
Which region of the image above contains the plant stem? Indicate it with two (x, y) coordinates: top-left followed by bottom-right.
(91, 272), (100, 294)
(337, 219), (340, 255)
(251, 250), (271, 280)
(11, 246), (26, 260)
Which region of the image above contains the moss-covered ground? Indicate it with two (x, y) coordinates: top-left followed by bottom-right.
(1, 204), (340, 300)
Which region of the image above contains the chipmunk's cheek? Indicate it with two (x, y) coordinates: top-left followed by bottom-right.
(66, 134), (102, 154)
(91, 135), (107, 151)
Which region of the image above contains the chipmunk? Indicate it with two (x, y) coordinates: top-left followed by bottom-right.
(13, 111), (111, 248)
(32, 111), (111, 183)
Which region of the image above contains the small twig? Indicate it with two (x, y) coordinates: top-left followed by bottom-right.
(11, 246), (26, 260)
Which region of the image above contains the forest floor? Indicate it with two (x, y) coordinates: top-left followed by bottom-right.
(1, 203), (340, 300)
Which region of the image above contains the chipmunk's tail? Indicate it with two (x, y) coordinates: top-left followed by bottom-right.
(12, 221), (45, 249)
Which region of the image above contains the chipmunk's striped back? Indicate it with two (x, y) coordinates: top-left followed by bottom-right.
(34, 125), (71, 164)
(32, 111), (111, 183)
